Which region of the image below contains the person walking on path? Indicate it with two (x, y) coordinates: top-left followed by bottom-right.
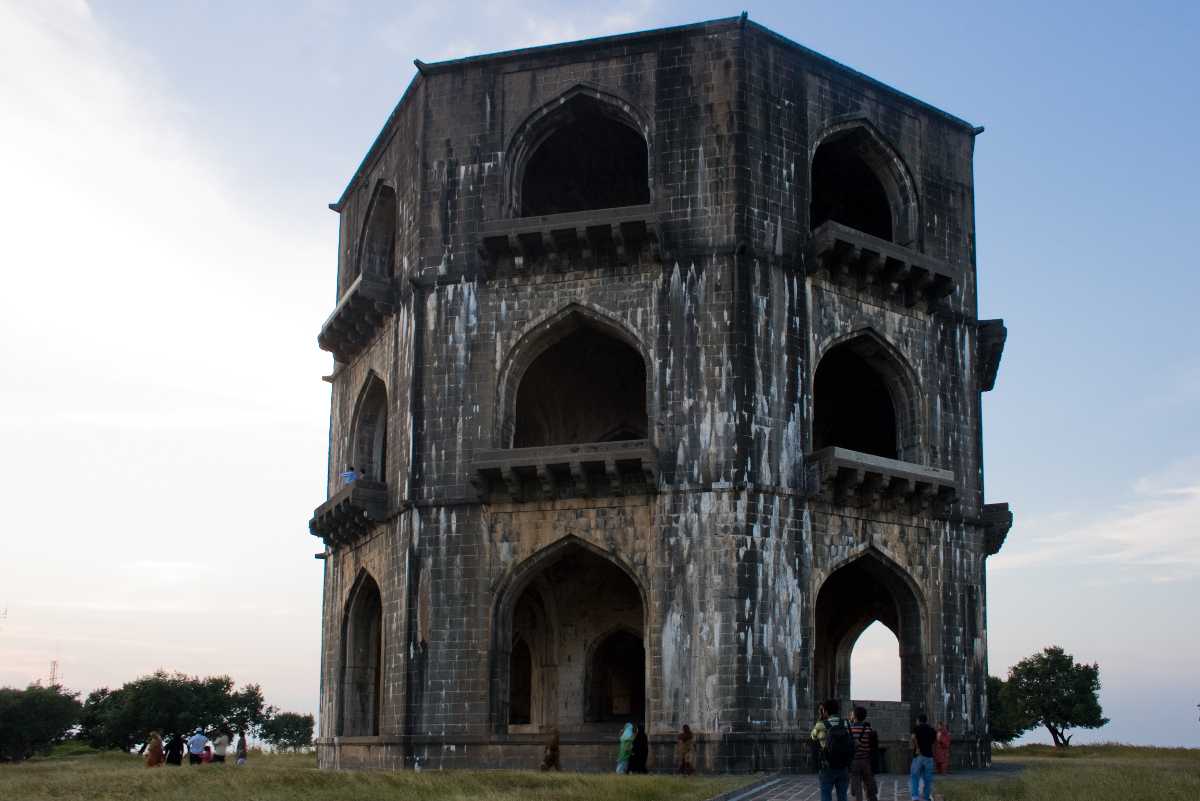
(910, 714), (937, 801)
(235, 731), (248, 766)
(164, 732), (184, 766)
(616, 723), (634, 773)
(186, 729), (208, 766)
(144, 732), (164, 768)
(848, 706), (878, 801)
(934, 722), (951, 774)
(811, 700), (854, 801)
(539, 729), (561, 771)
(630, 724), (649, 773)
(675, 724), (695, 775)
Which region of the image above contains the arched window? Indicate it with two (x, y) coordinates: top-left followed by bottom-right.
(359, 185), (397, 278)
(351, 377), (388, 481)
(338, 573), (383, 736)
(813, 346), (898, 460)
(512, 327), (647, 448)
(810, 125), (918, 246)
(520, 96), (649, 216)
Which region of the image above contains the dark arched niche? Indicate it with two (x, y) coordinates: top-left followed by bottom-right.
(810, 124), (917, 246)
(519, 95), (649, 216)
(512, 327), (647, 448)
(813, 346), (898, 459)
(587, 629), (645, 723)
(339, 572), (383, 736)
(359, 184), (397, 277)
(351, 376), (388, 481)
(813, 551), (925, 708)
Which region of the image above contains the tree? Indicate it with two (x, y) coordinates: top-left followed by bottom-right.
(0, 684), (82, 762)
(986, 675), (1031, 745)
(79, 671), (272, 751)
(259, 712), (314, 752)
(1007, 646), (1108, 747)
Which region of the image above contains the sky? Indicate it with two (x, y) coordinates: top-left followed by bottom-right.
(1, 0), (1197, 747)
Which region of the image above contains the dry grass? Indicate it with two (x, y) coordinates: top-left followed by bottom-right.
(941, 744), (1200, 801)
(0, 748), (755, 801)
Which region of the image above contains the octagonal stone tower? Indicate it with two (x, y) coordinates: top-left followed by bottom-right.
(309, 15), (1011, 773)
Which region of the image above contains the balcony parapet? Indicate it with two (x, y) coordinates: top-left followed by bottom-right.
(981, 502), (1013, 556)
(807, 446), (957, 517)
(317, 274), (395, 364)
(309, 479), (389, 545)
(808, 221), (958, 309)
(473, 439), (657, 502)
(479, 205), (659, 275)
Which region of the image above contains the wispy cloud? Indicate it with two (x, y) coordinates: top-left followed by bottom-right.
(992, 461), (1200, 582)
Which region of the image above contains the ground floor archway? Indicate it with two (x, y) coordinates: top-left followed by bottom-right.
(338, 572), (382, 736)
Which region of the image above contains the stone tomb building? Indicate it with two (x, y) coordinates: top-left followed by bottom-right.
(309, 16), (1011, 772)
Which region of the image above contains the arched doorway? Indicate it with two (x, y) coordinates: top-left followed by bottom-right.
(850, 621), (902, 701)
(813, 345), (898, 459)
(809, 124), (917, 246)
(351, 377), (388, 481)
(813, 551), (925, 709)
(339, 572), (383, 736)
(359, 184), (397, 278)
(499, 541), (645, 733)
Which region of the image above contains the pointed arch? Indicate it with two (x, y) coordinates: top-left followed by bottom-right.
(349, 372), (388, 481)
(813, 327), (925, 462)
(810, 117), (920, 248)
(813, 545), (927, 710)
(338, 568), (383, 737)
(495, 303), (651, 448)
(504, 84), (652, 217)
(357, 181), (398, 278)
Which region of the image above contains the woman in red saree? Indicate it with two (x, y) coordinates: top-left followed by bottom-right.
(934, 721), (951, 774)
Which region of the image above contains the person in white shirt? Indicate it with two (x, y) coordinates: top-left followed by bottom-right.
(211, 731), (230, 764)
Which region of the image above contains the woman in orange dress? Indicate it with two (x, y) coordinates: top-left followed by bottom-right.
(144, 731), (165, 767)
(933, 721), (951, 774)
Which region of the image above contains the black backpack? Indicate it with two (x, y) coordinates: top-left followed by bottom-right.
(823, 718), (855, 769)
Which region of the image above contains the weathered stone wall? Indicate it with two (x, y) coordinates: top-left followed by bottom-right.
(313, 16), (1003, 773)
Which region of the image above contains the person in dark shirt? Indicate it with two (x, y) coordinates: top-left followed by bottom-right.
(909, 714), (937, 801)
(163, 732), (185, 766)
(848, 706), (878, 801)
(630, 724), (649, 773)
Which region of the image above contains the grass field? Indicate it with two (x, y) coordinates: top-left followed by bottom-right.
(942, 744), (1200, 801)
(0, 747), (756, 801)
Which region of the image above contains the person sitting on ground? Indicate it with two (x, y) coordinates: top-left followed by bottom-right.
(848, 706), (878, 801)
(675, 724), (695, 775)
(910, 713), (937, 801)
(539, 729), (560, 771)
(186, 728), (208, 766)
(144, 731), (164, 768)
(631, 723), (649, 773)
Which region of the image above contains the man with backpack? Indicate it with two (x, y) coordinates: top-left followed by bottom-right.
(848, 706), (879, 801)
(811, 699), (854, 801)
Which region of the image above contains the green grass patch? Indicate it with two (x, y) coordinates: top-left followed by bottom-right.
(0, 750), (756, 801)
(941, 744), (1200, 801)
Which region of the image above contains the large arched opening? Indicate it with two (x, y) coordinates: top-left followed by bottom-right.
(813, 551), (925, 710)
(515, 93), (650, 217)
(497, 540), (645, 734)
(338, 572), (383, 737)
(350, 376), (388, 481)
(359, 183), (397, 278)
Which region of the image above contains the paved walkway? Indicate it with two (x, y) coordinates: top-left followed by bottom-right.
(733, 775), (922, 801)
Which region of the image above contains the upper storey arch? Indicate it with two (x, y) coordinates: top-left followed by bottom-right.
(504, 85), (652, 218)
(357, 181), (398, 278)
(349, 372), (389, 482)
(809, 118), (920, 248)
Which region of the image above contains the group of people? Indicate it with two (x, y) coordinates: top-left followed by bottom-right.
(810, 700), (953, 801)
(142, 729), (248, 768)
(537, 722), (696, 774)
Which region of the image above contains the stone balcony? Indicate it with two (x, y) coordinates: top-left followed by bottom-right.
(982, 502), (1013, 555)
(309, 479), (389, 545)
(472, 439), (657, 502)
(809, 221), (958, 308)
(478, 204), (659, 275)
(317, 274), (396, 364)
(807, 446), (957, 517)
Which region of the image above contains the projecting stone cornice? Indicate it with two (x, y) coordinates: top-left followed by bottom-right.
(808, 221), (958, 310)
(981, 502), (1013, 555)
(807, 446), (958, 518)
(978, 319), (1007, 391)
(309, 479), (389, 545)
(478, 205), (660, 275)
(317, 274), (396, 365)
(472, 439), (657, 502)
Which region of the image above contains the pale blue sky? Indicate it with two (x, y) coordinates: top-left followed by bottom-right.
(1, 1), (1196, 747)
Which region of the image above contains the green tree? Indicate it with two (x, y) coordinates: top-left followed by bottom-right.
(259, 712), (314, 752)
(1007, 646), (1108, 747)
(0, 684), (82, 762)
(986, 675), (1031, 745)
(79, 671), (271, 751)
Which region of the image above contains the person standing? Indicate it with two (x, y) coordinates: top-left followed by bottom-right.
(934, 722), (951, 774)
(211, 730), (230, 764)
(811, 700), (853, 801)
(630, 724), (649, 773)
(539, 729), (560, 771)
(144, 731), (164, 767)
(848, 706), (878, 801)
(186, 728), (208, 766)
(164, 732), (184, 766)
(910, 714), (937, 801)
(675, 724), (695, 775)
(616, 722), (634, 773)
(236, 731), (248, 766)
